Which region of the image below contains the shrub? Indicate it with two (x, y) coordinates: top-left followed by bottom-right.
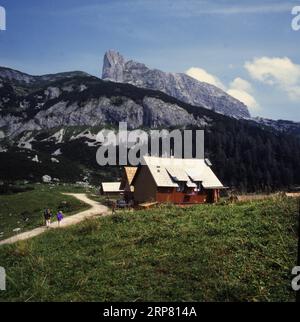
(11, 241), (33, 257)
(78, 218), (101, 234)
(110, 96), (124, 106)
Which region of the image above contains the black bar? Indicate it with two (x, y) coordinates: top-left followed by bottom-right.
(0, 302), (296, 320)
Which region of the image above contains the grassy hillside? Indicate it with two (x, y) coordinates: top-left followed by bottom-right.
(0, 184), (90, 241)
(0, 197), (298, 302)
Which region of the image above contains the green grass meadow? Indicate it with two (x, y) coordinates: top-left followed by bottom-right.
(0, 196), (298, 302)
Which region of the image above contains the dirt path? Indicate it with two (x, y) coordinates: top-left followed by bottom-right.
(0, 193), (109, 246)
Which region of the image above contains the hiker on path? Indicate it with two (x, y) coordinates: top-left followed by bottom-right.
(56, 210), (64, 227)
(44, 209), (52, 228)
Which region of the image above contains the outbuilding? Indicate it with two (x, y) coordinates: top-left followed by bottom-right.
(100, 182), (124, 197)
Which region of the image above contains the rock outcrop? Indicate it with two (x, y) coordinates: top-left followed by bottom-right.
(0, 69), (206, 138)
(102, 50), (251, 119)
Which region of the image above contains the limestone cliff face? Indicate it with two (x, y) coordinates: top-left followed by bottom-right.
(1, 64), (298, 143)
(0, 69), (205, 138)
(0, 96), (201, 138)
(102, 50), (251, 119)
(102, 50), (126, 82)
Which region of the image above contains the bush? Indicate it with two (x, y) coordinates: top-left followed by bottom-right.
(0, 184), (34, 195)
(78, 218), (101, 235)
(110, 96), (124, 106)
(11, 241), (33, 257)
(57, 201), (72, 212)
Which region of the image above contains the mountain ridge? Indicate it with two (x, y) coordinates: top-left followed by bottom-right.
(1, 65), (300, 191)
(1, 65), (299, 138)
(0, 66), (90, 85)
(102, 50), (251, 119)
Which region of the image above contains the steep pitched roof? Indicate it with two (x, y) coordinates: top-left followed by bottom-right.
(166, 166), (190, 182)
(140, 156), (224, 189)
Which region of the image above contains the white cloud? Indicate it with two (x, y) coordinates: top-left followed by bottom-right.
(186, 67), (259, 112)
(245, 56), (300, 101)
(229, 77), (253, 92)
(186, 67), (226, 90)
(227, 89), (259, 111)
(227, 77), (260, 111)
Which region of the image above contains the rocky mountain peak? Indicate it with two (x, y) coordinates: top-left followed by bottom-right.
(101, 50), (251, 119)
(102, 50), (126, 82)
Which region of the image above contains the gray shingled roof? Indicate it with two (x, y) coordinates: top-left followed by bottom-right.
(143, 156), (224, 189)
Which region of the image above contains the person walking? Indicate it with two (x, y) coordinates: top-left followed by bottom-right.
(56, 210), (64, 227)
(44, 209), (52, 228)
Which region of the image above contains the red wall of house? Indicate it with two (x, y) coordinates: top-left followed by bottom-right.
(156, 188), (219, 204)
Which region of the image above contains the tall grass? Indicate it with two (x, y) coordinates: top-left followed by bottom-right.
(0, 197), (298, 302)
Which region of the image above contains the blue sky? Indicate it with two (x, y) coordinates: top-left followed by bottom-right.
(0, 0), (300, 121)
